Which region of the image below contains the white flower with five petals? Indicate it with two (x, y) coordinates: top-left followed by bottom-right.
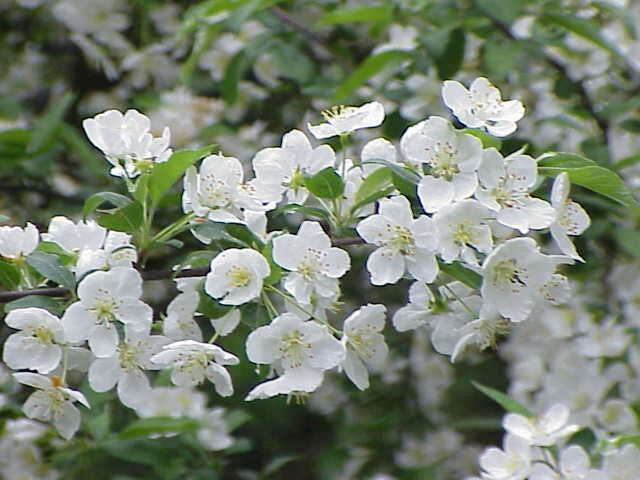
(273, 221), (350, 305)
(151, 340), (239, 396)
(205, 248), (270, 306)
(308, 102), (385, 139)
(3, 308), (66, 374)
(13, 373), (90, 440)
(245, 313), (345, 400)
(442, 77), (525, 137)
(356, 196), (439, 285)
(61, 267), (152, 357)
(503, 403), (579, 446)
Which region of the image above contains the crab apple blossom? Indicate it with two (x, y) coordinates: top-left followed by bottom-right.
(549, 172), (590, 261)
(61, 267), (152, 357)
(400, 116), (483, 212)
(245, 313), (345, 400)
(503, 403), (579, 446)
(0, 222), (39, 260)
(88, 326), (170, 409)
(3, 308), (66, 374)
(341, 304), (388, 390)
(205, 248), (270, 306)
(163, 277), (203, 341)
(478, 433), (532, 480)
(433, 199), (493, 265)
(151, 340), (239, 396)
(251, 129), (336, 204)
(42, 216), (106, 253)
(481, 237), (570, 322)
(392, 282), (441, 332)
(529, 445), (608, 480)
(183, 153), (268, 227)
(356, 195), (439, 285)
(442, 77), (525, 136)
(307, 101), (385, 139)
(476, 148), (556, 234)
(272, 221), (350, 305)
(13, 373), (90, 440)
(83, 108), (172, 177)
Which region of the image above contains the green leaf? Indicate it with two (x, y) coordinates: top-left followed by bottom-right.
(118, 417), (201, 439)
(434, 28), (466, 80)
(148, 146), (213, 205)
(538, 153), (640, 210)
(331, 51), (411, 103)
(354, 167), (392, 204)
(273, 203), (331, 221)
(26, 251), (75, 291)
(0, 260), (20, 289)
(97, 201), (144, 233)
(28, 92), (75, 153)
(316, 5), (392, 26)
(619, 119), (640, 133)
(263, 456), (300, 477)
(225, 223), (264, 248)
(540, 12), (621, 56)
(614, 228), (640, 258)
(225, 409), (252, 431)
(475, 0), (523, 24)
(438, 260), (482, 289)
(133, 173), (151, 204)
(612, 434), (640, 449)
(462, 128), (502, 150)
(471, 381), (534, 417)
(83, 192), (132, 220)
(304, 167), (345, 199)
(198, 284), (233, 319)
(350, 185), (395, 216)
(4, 295), (65, 315)
(221, 50), (251, 104)
(261, 241), (283, 286)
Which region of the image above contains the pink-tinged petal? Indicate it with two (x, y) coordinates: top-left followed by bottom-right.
(367, 248), (404, 285)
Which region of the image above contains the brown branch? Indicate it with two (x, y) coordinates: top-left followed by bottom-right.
(332, 236), (365, 247)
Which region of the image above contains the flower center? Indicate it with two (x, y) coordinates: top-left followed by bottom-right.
(118, 342), (141, 370)
(279, 330), (311, 368)
(90, 296), (118, 324)
(390, 225), (416, 256)
(200, 175), (232, 209)
(227, 265), (252, 288)
(491, 259), (525, 289)
(451, 222), (475, 246)
(33, 326), (55, 345)
(427, 141), (460, 180)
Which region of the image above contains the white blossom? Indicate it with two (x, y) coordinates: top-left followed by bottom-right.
(482, 238), (569, 322)
(3, 308), (66, 374)
(341, 304), (388, 390)
(83, 109), (172, 177)
(529, 445), (607, 480)
(273, 221), (350, 304)
(62, 267), (152, 357)
(433, 199), (493, 265)
(549, 172), (590, 261)
(400, 116), (483, 212)
(478, 433), (531, 480)
(442, 77), (525, 137)
(163, 277), (203, 341)
(198, 408), (234, 451)
(151, 340), (239, 396)
(357, 196), (439, 285)
(308, 102), (385, 139)
(205, 248), (270, 306)
(245, 313), (345, 399)
(13, 373), (90, 440)
(88, 326), (169, 409)
(0, 222), (39, 259)
(252, 129), (336, 204)
(503, 403), (579, 446)
(476, 148), (555, 234)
